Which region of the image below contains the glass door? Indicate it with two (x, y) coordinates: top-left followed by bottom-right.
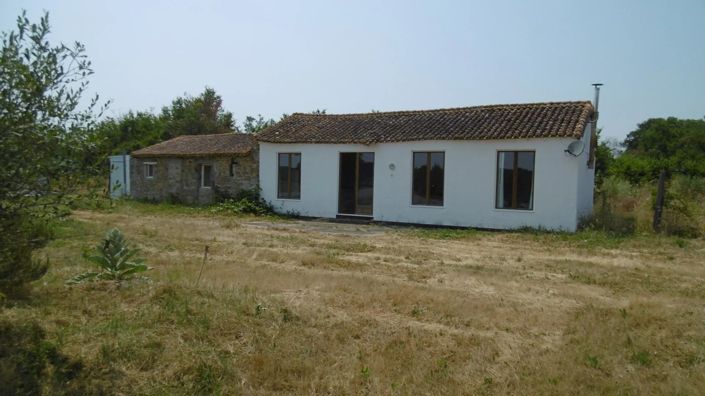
(338, 152), (374, 216)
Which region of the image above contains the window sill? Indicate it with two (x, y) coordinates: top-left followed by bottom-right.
(276, 198), (301, 201)
(410, 204), (445, 209)
(493, 208), (535, 213)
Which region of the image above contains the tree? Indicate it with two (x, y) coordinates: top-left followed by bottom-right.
(0, 11), (106, 297)
(93, 111), (166, 158)
(594, 129), (614, 186)
(613, 117), (705, 182)
(161, 87), (235, 138)
(242, 114), (275, 134)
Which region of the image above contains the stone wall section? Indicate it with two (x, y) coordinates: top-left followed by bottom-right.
(130, 147), (259, 204)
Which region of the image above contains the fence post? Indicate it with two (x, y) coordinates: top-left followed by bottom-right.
(196, 245), (209, 286)
(652, 170), (666, 232)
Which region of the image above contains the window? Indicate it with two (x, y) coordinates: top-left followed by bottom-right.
(144, 162), (156, 179)
(201, 164), (212, 188)
(278, 153), (301, 199)
(496, 151), (535, 210)
(412, 152), (444, 206)
(230, 159), (238, 177)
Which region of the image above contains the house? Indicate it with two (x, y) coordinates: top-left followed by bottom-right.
(256, 101), (596, 231)
(130, 133), (258, 204)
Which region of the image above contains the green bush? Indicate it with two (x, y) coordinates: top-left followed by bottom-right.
(609, 153), (660, 184)
(0, 319), (105, 395)
(660, 175), (705, 237)
(211, 188), (273, 216)
(586, 175), (705, 237)
(586, 177), (639, 235)
(0, 212), (51, 299)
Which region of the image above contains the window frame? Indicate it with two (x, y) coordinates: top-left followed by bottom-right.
(411, 151), (445, 207)
(144, 162), (156, 179)
(200, 164), (212, 189)
(229, 158), (238, 177)
(495, 150), (535, 211)
(277, 152), (301, 200)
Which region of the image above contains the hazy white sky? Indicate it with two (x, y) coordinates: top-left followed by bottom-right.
(2, 0), (704, 140)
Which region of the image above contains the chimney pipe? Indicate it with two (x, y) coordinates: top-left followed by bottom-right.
(587, 83), (603, 168)
(592, 83), (603, 122)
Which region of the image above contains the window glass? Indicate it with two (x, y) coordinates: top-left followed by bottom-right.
(145, 163), (155, 178)
(412, 152), (444, 206)
(230, 159), (237, 177)
(202, 165), (212, 187)
(278, 153), (301, 199)
(496, 151), (534, 210)
(278, 154), (289, 198)
(290, 153), (301, 199)
(429, 152), (445, 206)
(412, 153), (428, 205)
(496, 152), (514, 209)
(516, 152), (535, 209)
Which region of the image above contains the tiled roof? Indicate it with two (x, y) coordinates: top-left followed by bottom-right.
(257, 101), (594, 144)
(131, 133), (255, 157)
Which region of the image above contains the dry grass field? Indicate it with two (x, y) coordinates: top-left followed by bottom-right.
(7, 201), (705, 395)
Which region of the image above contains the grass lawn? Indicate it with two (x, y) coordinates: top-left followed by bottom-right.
(5, 200), (705, 395)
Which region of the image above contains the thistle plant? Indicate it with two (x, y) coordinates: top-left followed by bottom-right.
(67, 228), (150, 284)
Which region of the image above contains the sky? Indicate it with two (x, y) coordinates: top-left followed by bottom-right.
(1, 0), (704, 140)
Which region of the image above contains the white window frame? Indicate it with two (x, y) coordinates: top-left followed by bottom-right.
(144, 162), (156, 179)
(201, 164), (212, 188)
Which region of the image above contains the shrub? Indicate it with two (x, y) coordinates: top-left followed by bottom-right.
(660, 175), (705, 237)
(211, 188), (273, 216)
(586, 175), (705, 237)
(0, 212), (50, 299)
(67, 228), (150, 284)
(586, 176), (638, 234)
(0, 319), (105, 395)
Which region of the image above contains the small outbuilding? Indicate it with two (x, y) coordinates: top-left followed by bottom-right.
(130, 133), (258, 204)
(256, 101), (597, 231)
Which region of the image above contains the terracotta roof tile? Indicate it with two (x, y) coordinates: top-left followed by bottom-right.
(257, 101), (594, 144)
(131, 133), (255, 157)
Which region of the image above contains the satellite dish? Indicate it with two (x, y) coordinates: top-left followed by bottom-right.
(565, 140), (585, 156)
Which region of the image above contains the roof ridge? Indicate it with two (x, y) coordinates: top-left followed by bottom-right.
(171, 132), (251, 138)
(291, 101), (592, 118)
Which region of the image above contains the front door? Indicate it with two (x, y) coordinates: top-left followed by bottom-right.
(338, 152), (374, 216)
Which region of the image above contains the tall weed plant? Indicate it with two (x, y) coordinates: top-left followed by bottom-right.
(587, 175), (704, 237)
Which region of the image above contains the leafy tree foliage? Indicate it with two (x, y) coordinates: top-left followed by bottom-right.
(161, 87), (235, 138)
(92, 99), (285, 156)
(97, 111), (166, 154)
(242, 114), (276, 134)
(593, 129), (614, 186)
(0, 11), (106, 297)
(91, 111), (166, 162)
(612, 117), (705, 182)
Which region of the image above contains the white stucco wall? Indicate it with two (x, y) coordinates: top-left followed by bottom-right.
(260, 137), (594, 231)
